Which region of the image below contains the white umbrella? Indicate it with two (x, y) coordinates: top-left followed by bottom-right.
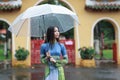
(8, 4), (79, 37)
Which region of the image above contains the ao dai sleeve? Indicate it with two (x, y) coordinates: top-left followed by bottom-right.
(61, 43), (68, 64)
(55, 43), (68, 67)
(40, 44), (48, 64)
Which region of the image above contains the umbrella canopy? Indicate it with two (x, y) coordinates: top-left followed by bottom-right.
(8, 4), (79, 37)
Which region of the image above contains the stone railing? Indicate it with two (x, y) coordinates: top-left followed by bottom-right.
(86, 0), (120, 6)
(0, 0), (22, 11)
(85, 0), (120, 11)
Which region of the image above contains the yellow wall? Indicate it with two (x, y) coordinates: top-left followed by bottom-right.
(67, 0), (120, 65)
(0, 0), (38, 23)
(12, 19), (31, 67)
(0, 0), (37, 67)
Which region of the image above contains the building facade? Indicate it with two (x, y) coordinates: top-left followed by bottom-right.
(0, 0), (120, 67)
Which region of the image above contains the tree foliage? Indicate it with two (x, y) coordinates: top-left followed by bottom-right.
(94, 20), (115, 40)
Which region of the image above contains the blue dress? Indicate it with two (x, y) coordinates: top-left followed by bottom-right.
(40, 42), (68, 80)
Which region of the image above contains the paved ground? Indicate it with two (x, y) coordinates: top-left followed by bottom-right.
(0, 60), (120, 80)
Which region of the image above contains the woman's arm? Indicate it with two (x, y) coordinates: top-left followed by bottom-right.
(55, 43), (68, 67)
(40, 44), (48, 64)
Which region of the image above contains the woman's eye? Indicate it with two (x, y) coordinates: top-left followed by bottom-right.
(54, 30), (57, 32)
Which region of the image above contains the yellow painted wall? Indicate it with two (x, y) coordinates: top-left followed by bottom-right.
(0, 0), (38, 23)
(12, 19), (31, 67)
(67, 0), (120, 65)
(0, 0), (37, 67)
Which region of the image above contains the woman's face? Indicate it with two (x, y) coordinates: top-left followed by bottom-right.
(54, 27), (60, 39)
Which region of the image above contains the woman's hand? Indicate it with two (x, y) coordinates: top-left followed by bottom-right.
(50, 57), (56, 63)
(46, 51), (50, 58)
(46, 51), (56, 63)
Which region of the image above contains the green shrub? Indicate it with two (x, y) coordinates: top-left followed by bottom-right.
(78, 47), (95, 59)
(15, 47), (29, 61)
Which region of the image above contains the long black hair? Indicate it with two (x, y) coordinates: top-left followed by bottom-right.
(45, 26), (59, 44)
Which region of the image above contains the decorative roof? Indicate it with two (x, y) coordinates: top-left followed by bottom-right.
(85, 0), (120, 11)
(0, 0), (22, 11)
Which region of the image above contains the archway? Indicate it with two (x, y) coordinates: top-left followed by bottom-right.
(30, 0), (76, 65)
(92, 18), (119, 65)
(0, 20), (12, 61)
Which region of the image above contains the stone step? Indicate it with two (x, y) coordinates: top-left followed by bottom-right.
(0, 60), (12, 70)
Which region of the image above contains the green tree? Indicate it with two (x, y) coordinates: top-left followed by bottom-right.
(94, 20), (115, 40)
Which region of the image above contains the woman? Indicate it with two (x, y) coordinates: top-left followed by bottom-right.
(40, 26), (68, 80)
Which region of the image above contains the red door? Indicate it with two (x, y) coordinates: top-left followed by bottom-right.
(31, 39), (75, 65)
(112, 42), (117, 63)
(31, 40), (44, 65)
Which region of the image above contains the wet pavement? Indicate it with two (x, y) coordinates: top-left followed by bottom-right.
(0, 60), (120, 80)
